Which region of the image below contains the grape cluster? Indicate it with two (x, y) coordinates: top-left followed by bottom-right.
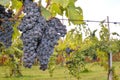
(0, 5), (13, 48)
(18, 1), (67, 70)
(18, 1), (47, 68)
(37, 18), (66, 70)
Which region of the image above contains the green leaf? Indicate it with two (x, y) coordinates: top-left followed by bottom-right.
(60, 0), (69, 8)
(112, 32), (120, 36)
(52, 0), (69, 8)
(99, 24), (109, 41)
(49, 3), (62, 16)
(13, 47), (23, 54)
(12, 22), (20, 42)
(51, 0), (77, 8)
(68, 0), (77, 6)
(11, 0), (22, 14)
(5, 47), (15, 54)
(66, 6), (83, 25)
(41, 7), (52, 20)
(51, 0), (60, 4)
(0, 0), (10, 6)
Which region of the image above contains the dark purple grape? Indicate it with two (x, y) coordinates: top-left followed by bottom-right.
(0, 5), (13, 48)
(18, 1), (67, 70)
(18, 1), (47, 68)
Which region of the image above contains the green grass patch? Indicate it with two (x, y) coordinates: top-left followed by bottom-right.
(0, 62), (120, 80)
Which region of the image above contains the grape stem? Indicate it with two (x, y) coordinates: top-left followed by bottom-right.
(14, 6), (24, 19)
(46, 0), (51, 8)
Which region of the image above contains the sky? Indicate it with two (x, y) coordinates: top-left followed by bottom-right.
(76, 0), (120, 20)
(75, 0), (120, 39)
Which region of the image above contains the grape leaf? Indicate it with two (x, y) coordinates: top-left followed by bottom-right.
(68, 0), (77, 6)
(41, 7), (52, 20)
(59, 0), (69, 8)
(112, 32), (120, 36)
(51, 0), (60, 4)
(11, 0), (22, 14)
(12, 22), (20, 42)
(49, 3), (62, 17)
(0, 0), (10, 7)
(51, 0), (69, 8)
(66, 5), (83, 25)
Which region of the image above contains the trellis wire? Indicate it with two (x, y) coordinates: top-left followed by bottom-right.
(60, 19), (120, 24)
(0, 18), (120, 24)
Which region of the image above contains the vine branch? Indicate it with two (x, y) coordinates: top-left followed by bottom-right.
(46, 0), (51, 8)
(14, 5), (24, 19)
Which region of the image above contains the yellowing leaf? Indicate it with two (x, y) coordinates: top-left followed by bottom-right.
(46, 0), (49, 3)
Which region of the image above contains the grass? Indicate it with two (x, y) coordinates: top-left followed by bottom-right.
(0, 62), (120, 80)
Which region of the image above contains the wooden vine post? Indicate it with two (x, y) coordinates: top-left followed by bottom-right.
(107, 16), (112, 80)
